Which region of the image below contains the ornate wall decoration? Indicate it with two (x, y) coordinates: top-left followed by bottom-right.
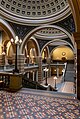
(36, 39), (51, 51)
(9, 22), (36, 39)
(55, 14), (75, 33)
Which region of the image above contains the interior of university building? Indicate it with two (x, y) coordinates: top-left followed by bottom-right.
(0, 0), (80, 118)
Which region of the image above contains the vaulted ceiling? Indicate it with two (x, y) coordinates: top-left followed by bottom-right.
(0, 0), (71, 25)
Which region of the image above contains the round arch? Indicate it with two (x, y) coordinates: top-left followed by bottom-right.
(29, 36), (40, 56)
(22, 36), (40, 56)
(0, 18), (16, 39)
(41, 39), (75, 55)
(50, 45), (74, 60)
(41, 46), (49, 59)
(0, 18), (16, 57)
(20, 25), (76, 54)
(50, 44), (74, 56)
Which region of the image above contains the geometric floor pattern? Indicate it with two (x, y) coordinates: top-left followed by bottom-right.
(0, 89), (80, 119)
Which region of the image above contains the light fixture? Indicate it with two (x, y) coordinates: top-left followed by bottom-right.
(11, 36), (22, 44)
(54, 76), (57, 89)
(11, 36), (22, 73)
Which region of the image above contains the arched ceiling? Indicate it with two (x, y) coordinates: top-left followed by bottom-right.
(0, 0), (71, 25)
(34, 28), (67, 40)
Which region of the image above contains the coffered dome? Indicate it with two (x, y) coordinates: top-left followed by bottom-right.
(34, 28), (67, 40)
(0, 0), (71, 25)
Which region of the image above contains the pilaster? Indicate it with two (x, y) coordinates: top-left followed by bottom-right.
(73, 32), (80, 100)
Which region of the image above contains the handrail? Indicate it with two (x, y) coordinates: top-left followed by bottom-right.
(22, 77), (47, 90)
(62, 62), (67, 82)
(0, 63), (65, 72)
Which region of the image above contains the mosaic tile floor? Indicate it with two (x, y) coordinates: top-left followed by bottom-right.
(0, 89), (80, 119)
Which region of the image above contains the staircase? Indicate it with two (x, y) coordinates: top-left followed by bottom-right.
(22, 77), (56, 91)
(64, 61), (75, 82)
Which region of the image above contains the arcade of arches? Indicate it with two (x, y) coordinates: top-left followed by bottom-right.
(0, 0), (80, 100)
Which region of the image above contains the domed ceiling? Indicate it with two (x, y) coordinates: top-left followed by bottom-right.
(0, 0), (71, 25)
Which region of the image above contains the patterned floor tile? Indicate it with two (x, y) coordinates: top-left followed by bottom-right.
(0, 89), (80, 119)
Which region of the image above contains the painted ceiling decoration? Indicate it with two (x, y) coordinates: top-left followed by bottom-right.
(0, 0), (71, 25)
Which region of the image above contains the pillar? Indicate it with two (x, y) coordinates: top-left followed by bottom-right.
(33, 71), (35, 81)
(17, 54), (25, 73)
(36, 70), (38, 81)
(37, 56), (42, 82)
(56, 67), (59, 78)
(13, 54), (25, 73)
(73, 32), (80, 100)
(47, 57), (51, 77)
(56, 62), (59, 78)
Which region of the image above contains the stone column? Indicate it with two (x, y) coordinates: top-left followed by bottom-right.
(33, 71), (35, 81)
(36, 70), (38, 82)
(47, 57), (51, 77)
(37, 56), (42, 82)
(17, 54), (25, 73)
(73, 32), (80, 100)
(13, 54), (25, 73)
